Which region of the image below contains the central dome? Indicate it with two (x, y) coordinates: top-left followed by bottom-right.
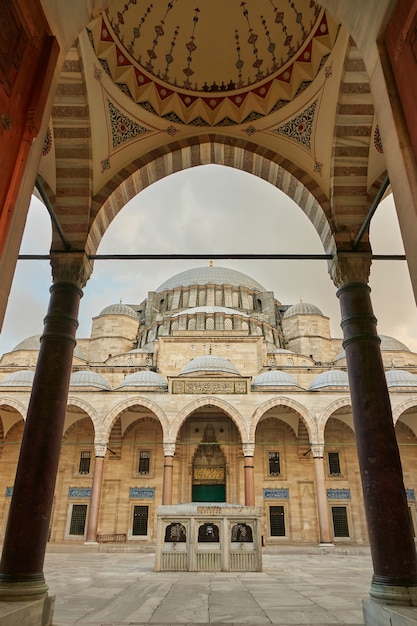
(155, 266), (266, 293)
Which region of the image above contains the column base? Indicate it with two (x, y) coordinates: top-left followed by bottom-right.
(363, 597), (417, 626)
(0, 579), (49, 602)
(370, 580), (417, 606)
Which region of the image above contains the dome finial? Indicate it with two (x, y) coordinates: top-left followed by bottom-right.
(209, 259), (213, 267)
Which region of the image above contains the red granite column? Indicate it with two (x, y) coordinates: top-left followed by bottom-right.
(311, 444), (332, 545)
(85, 443), (107, 544)
(162, 443), (175, 505)
(337, 279), (417, 604)
(243, 443), (255, 506)
(0, 253), (91, 601)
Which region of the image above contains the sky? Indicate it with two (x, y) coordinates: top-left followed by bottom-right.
(0, 164), (416, 356)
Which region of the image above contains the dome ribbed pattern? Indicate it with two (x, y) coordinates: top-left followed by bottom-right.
(99, 303), (138, 318)
(386, 369), (417, 387)
(70, 371), (111, 389)
(309, 370), (349, 390)
(180, 354), (240, 376)
(283, 302), (323, 317)
(336, 334), (410, 360)
(156, 266), (265, 293)
(118, 371), (168, 389)
(0, 370), (35, 386)
(252, 370), (301, 388)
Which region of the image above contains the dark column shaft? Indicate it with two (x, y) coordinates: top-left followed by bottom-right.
(0, 281), (82, 585)
(338, 282), (417, 588)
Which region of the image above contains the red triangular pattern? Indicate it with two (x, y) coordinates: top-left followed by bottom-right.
(277, 65), (293, 83)
(315, 12), (329, 37)
(228, 92), (248, 108)
(296, 40), (313, 63)
(155, 83), (174, 100)
(135, 68), (152, 87)
(178, 93), (198, 108)
(116, 47), (131, 66)
(251, 81), (272, 98)
(100, 19), (114, 42)
(202, 97), (224, 111)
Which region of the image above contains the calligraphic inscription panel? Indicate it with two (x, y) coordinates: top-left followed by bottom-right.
(193, 467), (225, 481)
(172, 380), (247, 394)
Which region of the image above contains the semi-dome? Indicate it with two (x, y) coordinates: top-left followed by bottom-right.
(283, 302), (323, 317)
(118, 371), (168, 389)
(70, 371), (111, 390)
(386, 369), (417, 387)
(0, 370), (35, 386)
(180, 354), (240, 376)
(252, 370), (302, 388)
(335, 334), (410, 360)
(156, 266), (266, 293)
(11, 334), (85, 360)
(99, 303), (138, 318)
(309, 369), (349, 391)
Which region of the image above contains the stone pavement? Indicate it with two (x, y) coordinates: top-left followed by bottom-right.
(44, 547), (373, 626)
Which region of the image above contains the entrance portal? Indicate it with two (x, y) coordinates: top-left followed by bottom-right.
(192, 423), (226, 503)
(192, 484), (225, 502)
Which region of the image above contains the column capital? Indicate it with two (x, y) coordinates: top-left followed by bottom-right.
(50, 251), (93, 289)
(94, 443), (107, 458)
(328, 251), (372, 288)
(163, 442), (176, 456)
(242, 442), (255, 457)
(310, 443), (325, 458)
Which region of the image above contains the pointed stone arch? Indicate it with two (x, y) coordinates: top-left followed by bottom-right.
(102, 396), (170, 442)
(250, 396), (315, 444)
(316, 397), (352, 441)
(172, 396), (246, 442)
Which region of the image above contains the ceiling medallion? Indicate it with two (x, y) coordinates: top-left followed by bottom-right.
(87, 1), (339, 126)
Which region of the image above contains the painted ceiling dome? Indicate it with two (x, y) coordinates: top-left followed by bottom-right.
(11, 335), (85, 360)
(180, 354), (240, 376)
(156, 266), (266, 293)
(87, 1), (338, 126)
(283, 301), (323, 317)
(386, 369), (417, 388)
(309, 369), (349, 391)
(118, 371), (168, 389)
(0, 370), (35, 386)
(99, 303), (138, 318)
(70, 371), (111, 390)
(252, 370), (301, 388)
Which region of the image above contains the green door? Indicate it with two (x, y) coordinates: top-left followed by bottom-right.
(192, 484), (225, 502)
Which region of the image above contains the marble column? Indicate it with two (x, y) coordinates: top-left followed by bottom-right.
(162, 443), (176, 505)
(331, 253), (417, 605)
(311, 443), (333, 545)
(85, 442), (107, 544)
(243, 443), (255, 506)
(0, 253), (92, 601)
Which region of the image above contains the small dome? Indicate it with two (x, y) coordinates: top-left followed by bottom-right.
(99, 303), (138, 319)
(173, 306), (249, 317)
(11, 334), (85, 360)
(252, 370), (301, 388)
(180, 354), (240, 376)
(70, 371), (111, 390)
(336, 334), (410, 360)
(309, 370), (349, 390)
(283, 302), (323, 317)
(386, 369), (417, 387)
(0, 370), (35, 386)
(156, 266), (266, 293)
(118, 371), (168, 389)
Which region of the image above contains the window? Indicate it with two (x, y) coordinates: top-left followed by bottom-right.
(331, 506), (349, 537)
(78, 451), (91, 474)
(269, 506), (286, 536)
(69, 504), (87, 536)
(268, 452), (280, 476)
(328, 452), (341, 476)
(138, 450), (151, 474)
(132, 505), (149, 536)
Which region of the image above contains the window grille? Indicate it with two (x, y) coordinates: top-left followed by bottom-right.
(138, 450), (151, 474)
(78, 451), (91, 474)
(328, 452), (341, 476)
(268, 451), (280, 475)
(225, 318), (233, 330)
(206, 318), (214, 330)
(132, 505), (149, 535)
(331, 506), (349, 537)
(269, 506), (285, 536)
(69, 504), (87, 536)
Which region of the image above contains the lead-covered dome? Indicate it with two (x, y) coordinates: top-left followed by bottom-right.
(11, 334), (85, 360)
(0, 370), (35, 386)
(180, 355), (240, 376)
(99, 303), (138, 318)
(309, 369), (349, 390)
(252, 370), (302, 389)
(386, 369), (417, 387)
(156, 266), (265, 293)
(283, 302), (323, 317)
(70, 371), (111, 390)
(118, 371), (168, 389)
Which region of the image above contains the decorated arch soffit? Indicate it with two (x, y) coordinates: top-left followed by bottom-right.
(80, 1), (342, 192)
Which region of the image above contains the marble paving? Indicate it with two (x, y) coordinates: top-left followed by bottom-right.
(44, 549), (373, 626)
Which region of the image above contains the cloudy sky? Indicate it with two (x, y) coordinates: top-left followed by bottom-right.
(0, 164), (416, 356)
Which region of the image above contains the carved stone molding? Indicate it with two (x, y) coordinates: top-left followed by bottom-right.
(50, 252), (94, 289)
(310, 443), (325, 458)
(328, 252), (372, 288)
